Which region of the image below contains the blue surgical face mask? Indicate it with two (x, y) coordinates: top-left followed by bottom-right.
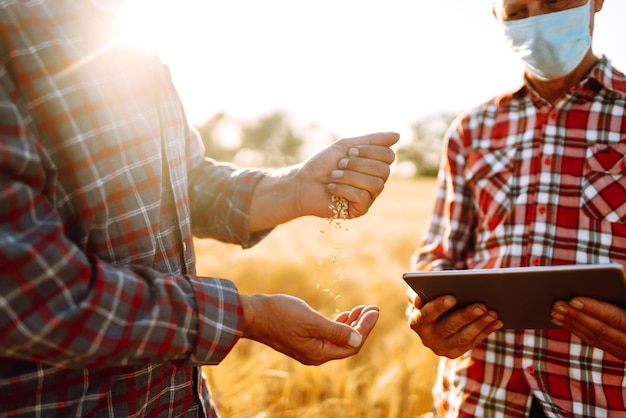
(500, 2), (592, 80)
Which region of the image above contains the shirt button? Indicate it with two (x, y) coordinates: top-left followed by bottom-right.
(607, 213), (620, 223)
(620, 160), (626, 170)
(544, 157), (552, 165)
(527, 365), (535, 375)
(538, 206), (547, 215)
(549, 112), (557, 120)
(532, 258), (541, 266)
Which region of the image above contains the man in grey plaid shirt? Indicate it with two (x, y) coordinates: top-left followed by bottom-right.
(0, 1), (399, 416)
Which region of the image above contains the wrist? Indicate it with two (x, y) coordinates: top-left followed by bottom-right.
(249, 166), (301, 231)
(239, 294), (268, 341)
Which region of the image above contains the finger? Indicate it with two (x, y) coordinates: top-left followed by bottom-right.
(346, 145), (396, 166)
(359, 304), (380, 316)
(327, 306), (380, 348)
(418, 296), (457, 324)
(349, 305), (379, 327)
(552, 300), (626, 357)
(329, 171), (384, 203)
(555, 310), (626, 358)
(450, 309), (502, 346)
(352, 308), (380, 340)
(551, 298), (626, 332)
(320, 318), (362, 349)
(572, 297), (626, 329)
(335, 305), (367, 325)
(342, 131), (400, 149)
(408, 296), (455, 335)
(331, 164), (387, 190)
(407, 288), (427, 309)
(350, 305), (380, 324)
(337, 305), (379, 332)
(334, 311), (350, 323)
(442, 304), (494, 335)
(566, 319), (626, 358)
(338, 157), (392, 182)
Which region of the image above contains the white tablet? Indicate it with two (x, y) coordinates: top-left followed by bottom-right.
(403, 263), (626, 329)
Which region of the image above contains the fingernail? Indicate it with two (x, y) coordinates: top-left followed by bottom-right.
(554, 305), (568, 314)
(487, 311), (499, 320)
(348, 331), (362, 348)
(327, 183), (337, 190)
(473, 306), (486, 317)
(570, 299), (584, 309)
(348, 147), (359, 157)
(551, 311), (565, 322)
(442, 296), (455, 309)
(331, 170), (344, 179)
(338, 158), (349, 169)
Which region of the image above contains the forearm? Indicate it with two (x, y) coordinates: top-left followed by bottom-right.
(188, 156), (271, 246)
(248, 166), (302, 232)
(186, 118), (289, 239)
(0, 212), (243, 368)
(0, 135), (242, 369)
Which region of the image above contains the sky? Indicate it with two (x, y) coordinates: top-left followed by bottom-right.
(137, 1), (626, 143)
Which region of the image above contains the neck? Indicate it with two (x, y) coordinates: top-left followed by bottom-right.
(526, 51), (599, 104)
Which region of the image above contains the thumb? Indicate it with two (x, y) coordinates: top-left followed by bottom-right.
(323, 321), (363, 349)
(342, 131), (400, 148)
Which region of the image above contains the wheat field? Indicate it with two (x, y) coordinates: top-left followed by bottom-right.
(194, 177), (440, 418)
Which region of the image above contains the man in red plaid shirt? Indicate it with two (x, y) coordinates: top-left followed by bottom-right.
(408, 0), (626, 416)
(0, 1), (399, 416)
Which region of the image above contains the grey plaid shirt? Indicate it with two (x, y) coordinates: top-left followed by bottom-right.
(0, 1), (269, 416)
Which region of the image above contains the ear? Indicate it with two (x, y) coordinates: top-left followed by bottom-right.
(594, 0), (605, 13)
(492, 3), (501, 21)
(491, 0), (502, 21)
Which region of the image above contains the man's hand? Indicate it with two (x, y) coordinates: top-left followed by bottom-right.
(552, 297), (626, 361)
(407, 290), (503, 359)
(240, 294), (379, 365)
(249, 132), (398, 232)
(297, 131), (399, 219)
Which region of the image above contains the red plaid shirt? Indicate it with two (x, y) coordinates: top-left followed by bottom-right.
(414, 57), (626, 417)
(0, 1), (268, 416)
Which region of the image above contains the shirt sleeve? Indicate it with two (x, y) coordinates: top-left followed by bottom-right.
(412, 117), (477, 271)
(185, 121), (272, 249)
(0, 85), (242, 369)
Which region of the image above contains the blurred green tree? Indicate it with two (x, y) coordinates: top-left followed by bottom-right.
(195, 111), (307, 167)
(239, 111), (304, 167)
(396, 112), (457, 177)
(194, 112), (239, 162)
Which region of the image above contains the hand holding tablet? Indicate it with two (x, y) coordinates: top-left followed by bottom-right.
(403, 264), (626, 329)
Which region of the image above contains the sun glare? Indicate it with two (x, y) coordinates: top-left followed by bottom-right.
(119, 0), (170, 54)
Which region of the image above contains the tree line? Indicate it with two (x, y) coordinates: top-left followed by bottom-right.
(194, 111), (457, 177)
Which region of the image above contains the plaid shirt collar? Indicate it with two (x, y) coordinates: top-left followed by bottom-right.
(501, 55), (626, 103)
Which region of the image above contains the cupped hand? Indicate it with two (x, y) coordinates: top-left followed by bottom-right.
(240, 294), (379, 365)
(407, 289), (503, 358)
(296, 132), (399, 219)
(552, 297), (626, 361)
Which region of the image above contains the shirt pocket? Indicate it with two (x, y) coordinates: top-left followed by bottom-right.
(465, 148), (516, 230)
(581, 143), (626, 224)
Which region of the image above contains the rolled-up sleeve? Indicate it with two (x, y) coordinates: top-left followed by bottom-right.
(186, 122), (272, 248)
